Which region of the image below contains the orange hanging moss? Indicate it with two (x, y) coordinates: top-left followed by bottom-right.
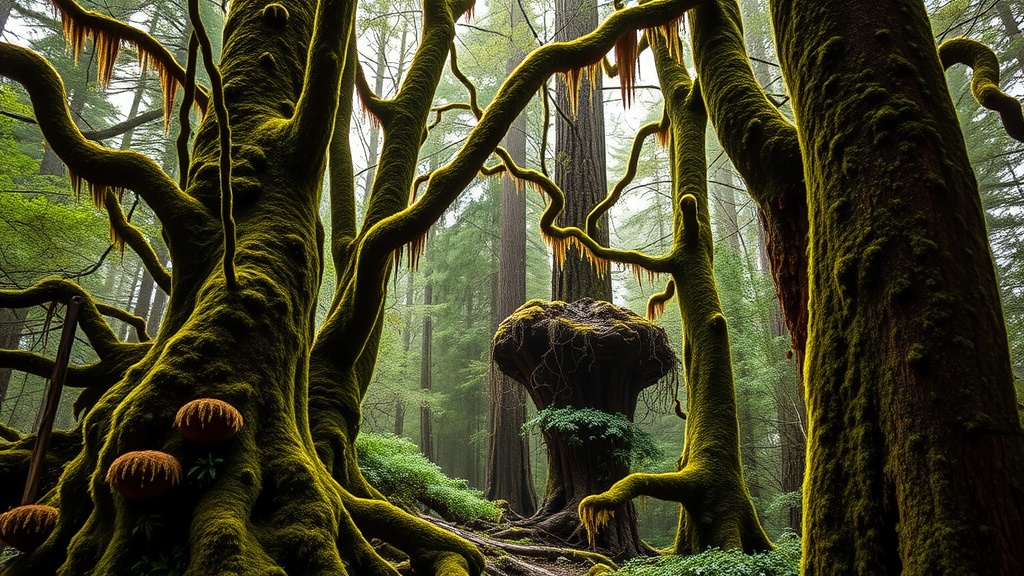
(174, 398), (244, 445)
(0, 505), (59, 552)
(106, 450), (182, 501)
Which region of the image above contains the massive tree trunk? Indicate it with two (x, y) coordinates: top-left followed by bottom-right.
(551, 0), (612, 302)
(484, 12), (536, 516)
(493, 298), (676, 558)
(771, 0), (1024, 572)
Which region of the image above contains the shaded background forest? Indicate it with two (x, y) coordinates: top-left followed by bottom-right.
(1, 0), (1022, 549)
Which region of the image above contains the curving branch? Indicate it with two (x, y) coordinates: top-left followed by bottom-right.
(646, 278), (675, 320)
(177, 33), (200, 190)
(494, 145), (674, 275)
(189, 0), (236, 289)
(102, 191), (171, 297)
(939, 38), (1024, 143)
(450, 43), (483, 119)
(0, 43), (206, 235)
(287, 0), (358, 167)
(428, 102), (473, 131)
(586, 117), (667, 234)
(47, 0), (209, 119)
(690, 0), (801, 203)
(0, 279), (129, 356)
(355, 62), (394, 127)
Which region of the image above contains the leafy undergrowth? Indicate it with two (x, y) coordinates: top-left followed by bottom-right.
(356, 432), (502, 523)
(613, 537), (801, 576)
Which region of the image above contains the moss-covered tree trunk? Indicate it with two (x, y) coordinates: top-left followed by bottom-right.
(0, 0), (702, 571)
(770, 0), (1024, 572)
(577, 33), (772, 555)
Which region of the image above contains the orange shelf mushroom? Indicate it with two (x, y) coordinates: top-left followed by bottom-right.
(106, 450), (182, 501)
(173, 398), (243, 445)
(0, 504), (58, 552)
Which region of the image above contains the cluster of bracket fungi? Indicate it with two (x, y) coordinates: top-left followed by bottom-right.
(0, 398), (243, 552)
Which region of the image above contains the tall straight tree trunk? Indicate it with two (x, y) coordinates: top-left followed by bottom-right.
(485, 8), (537, 516)
(0, 0), (13, 36)
(0, 308), (27, 409)
(759, 222), (804, 534)
(420, 276), (434, 462)
(712, 174), (761, 500)
(145, 242), (169, 337)
(771, 0), (1024, 572)
(551, 0), (611, 302)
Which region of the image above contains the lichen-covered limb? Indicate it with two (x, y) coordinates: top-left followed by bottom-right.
(0, 43), (206, 232)
(450, 44), (483, 119)
(496, 146), (674, 274)
(102, 191), (171, 298)
(175, 33), (199, 190)
(345, 493), (485, 576)
(188, 0), (237, 289)
(689, 0), (801, 203)
(429, 103), (473, 130)
(286, 0), (357, 170)
(313, 0), (469, 370)
(939, 37), (1024, 142)
(586, 118), (666, 235)
(359, 0), (698, 263)
(0, 279), (133, 355)
(47, 0), (209, 110)
(356, 62), (394, 126)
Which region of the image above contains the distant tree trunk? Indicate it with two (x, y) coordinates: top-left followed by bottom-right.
(551, 0), (611, 302)
(146, 243), (169, 336)
(396, 270), (415, 437)
(997, 1), (1024, 78)
(419, 277), (434, 462)
(713, 175), (761, 500)
(485, 21), (537, 517)
(0, 0), (13, 36)
(0, 308), (27, 409)
(772, 0), (1024, 571)
(759, 223), (804, 534)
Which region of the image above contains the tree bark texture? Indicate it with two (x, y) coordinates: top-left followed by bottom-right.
(551, 0), (612, 302)
(485, 71), (536, 515)
(771, 0), (1024, 572)
(493, 299), (676, 558)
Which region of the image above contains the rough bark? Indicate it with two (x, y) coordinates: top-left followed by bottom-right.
(771, 0), (1024, 572)
(577, 36), (772, 556)
(420, 277), (435, 463)
(551, 0), (611, 302)
(485, 21), (536, 517)
(493, 299), (675, 559)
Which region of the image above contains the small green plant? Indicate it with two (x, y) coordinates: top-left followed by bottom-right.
(187, 453), (223, 485)
(524, 406), (662, 469)
(355, 433), (501, 524)
(132, 513), (164, 541)
(615, 537), (802, 576)
(131, 545), (186, 576)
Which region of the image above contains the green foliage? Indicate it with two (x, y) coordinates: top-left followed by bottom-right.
(130, 546), (186, 576)
(524, 406), (663, 469)
(616, 537), (801, 576)
(355, 433), (501, 523)
(187, 453), (223, 485)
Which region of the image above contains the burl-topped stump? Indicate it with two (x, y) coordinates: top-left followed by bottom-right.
(492, 298), (676, 558)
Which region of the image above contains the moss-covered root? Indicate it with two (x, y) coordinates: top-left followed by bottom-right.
(578, 467), (771, 555)
(346, 493), (485, 576)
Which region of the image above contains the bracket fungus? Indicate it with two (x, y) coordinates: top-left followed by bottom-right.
(0, 504), (59, 552)
(174, 398), (244, 445)
(106, 450), (183, 501)
(492, 298), (676, 558)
